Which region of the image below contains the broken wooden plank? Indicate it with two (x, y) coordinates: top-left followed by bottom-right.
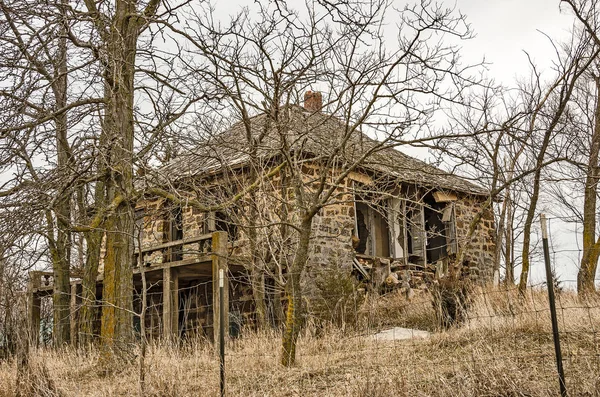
(352, 257), (371, 280)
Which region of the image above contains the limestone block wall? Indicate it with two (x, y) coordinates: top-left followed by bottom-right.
(134, 167), (497, 286)
(139, 198), (167, 265)
(308, 201), (355, 267)
(454, 196), (496, 282)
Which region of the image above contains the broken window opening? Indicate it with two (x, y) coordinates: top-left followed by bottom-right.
(164, 204), (183, 262)
(215, 210), (238, 240)
(353, 195), (391, 258)
(204, 210), (238, 241)
(134, 208), (145, 251)
(424, 191), (458, 264)
(405, 200), (426, 265)
(352, 187), (458, 266)
(424, 197), (447, 263)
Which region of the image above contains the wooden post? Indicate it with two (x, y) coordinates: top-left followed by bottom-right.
(212, 231), (228, 344)
(27, 271), (41, 346)
(540, 214), (568, 396)
(70, 283), (78, 346)
(162, 267), (179, 340)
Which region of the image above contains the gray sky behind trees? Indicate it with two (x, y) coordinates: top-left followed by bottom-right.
(456, 0), (573, 84)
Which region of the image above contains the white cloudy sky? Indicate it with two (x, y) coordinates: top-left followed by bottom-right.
(455, 0), (574, 84)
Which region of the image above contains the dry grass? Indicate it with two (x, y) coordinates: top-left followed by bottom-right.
(2, 286), (600, 396)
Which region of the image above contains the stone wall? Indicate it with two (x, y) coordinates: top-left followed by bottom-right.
(135, 168), (496, 284)
(454, 196), (496, 282)
(138, 198), (167, 265)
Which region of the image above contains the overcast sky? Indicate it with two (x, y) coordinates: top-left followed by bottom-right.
(455, 0), (574, 84)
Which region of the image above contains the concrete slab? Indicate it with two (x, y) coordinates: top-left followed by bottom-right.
(371, 327), (431, 341)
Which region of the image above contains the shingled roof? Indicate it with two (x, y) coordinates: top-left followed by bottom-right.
(161, 104), (488, 196)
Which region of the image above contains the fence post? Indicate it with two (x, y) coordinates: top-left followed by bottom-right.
(540, 214), (567, 397)
(212, 231), (229, 344)
(219, 268), (225, 397)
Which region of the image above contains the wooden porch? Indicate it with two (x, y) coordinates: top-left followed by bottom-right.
(27, 231), (236, 345)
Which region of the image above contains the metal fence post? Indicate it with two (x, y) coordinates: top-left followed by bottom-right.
(219, 268), (225, 397)
(540, 213), (567, 397)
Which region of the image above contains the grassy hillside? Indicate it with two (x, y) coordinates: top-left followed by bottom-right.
(2, 286), (599, 396)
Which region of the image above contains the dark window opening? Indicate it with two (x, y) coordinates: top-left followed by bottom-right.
(134, 208), (145, 251)
(164, 205), (183, 262)
(424, 192), (457, 263)
(424, 198), (447, 263)
(405, 202), (426, 264)
(215, 210), (238, 240)
(205, 210), (238, 241)
(355, 204), (369, 255)
(354, 199), (390, 257)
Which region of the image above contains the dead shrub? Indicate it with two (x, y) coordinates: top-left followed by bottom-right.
(431, 278), (472, 329)
(15, 358), (62, 397)
(306, 266), (364, 330)
(358, 288), (438, 331)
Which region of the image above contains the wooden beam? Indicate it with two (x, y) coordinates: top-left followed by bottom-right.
(70, 283), (79, 346)
(212, 231), (228, 344)
(433, 191), (458, 203)
(136, 233), (213, 255)
(27, 271), (41, 346)
(162, 267), (179, 340)
(134, 256), (212, 274)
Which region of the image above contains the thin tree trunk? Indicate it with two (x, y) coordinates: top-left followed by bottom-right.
(51, 6), (72, 346)
(494, 192), (507, 285)
(79, 228), (102, 346)
(247, 195), (268, 328)
(281, 217), (311, 367)
(578, 76), (600, 294)
(504, 187), (514, 285)
(251, 268), (267, 328)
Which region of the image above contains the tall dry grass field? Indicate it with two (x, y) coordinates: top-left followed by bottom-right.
(2, 286), (600, 396)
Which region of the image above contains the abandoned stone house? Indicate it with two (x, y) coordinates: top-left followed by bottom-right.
(28, 92), (496, 343)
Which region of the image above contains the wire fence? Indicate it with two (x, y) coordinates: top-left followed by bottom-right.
(14, 218), (600, 396)
(23, 268), (599, 396)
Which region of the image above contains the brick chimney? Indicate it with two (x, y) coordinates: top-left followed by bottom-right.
(303, 91), (322, 112)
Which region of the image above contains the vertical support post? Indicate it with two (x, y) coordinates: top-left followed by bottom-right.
(70, 283), (78, 346)
(219, 268), (225, 397)
(540, 214), (568, 397)
(162, 267), (179, 340)
(27, 271), (41, 346)
(212, 231), (228, 344)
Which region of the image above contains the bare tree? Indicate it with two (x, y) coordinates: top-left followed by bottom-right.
(151, 0), (485, 366)
(0, 0), (104, 345)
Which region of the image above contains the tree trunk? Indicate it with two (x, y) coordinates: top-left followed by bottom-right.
(519, 125), (561, 293)
(578, 76), (600, 295)
(100, 193), (134, 355)
(79, 228), (102, 346)
(281, 217), (312, 367)
(504, 187), (514, 285)
(494, 190), (507, 285)
(51, 10), (72, 346)
(251, 268), (267, 328)
(247, 195), (268, 329)
(98, 1), (141, 358)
